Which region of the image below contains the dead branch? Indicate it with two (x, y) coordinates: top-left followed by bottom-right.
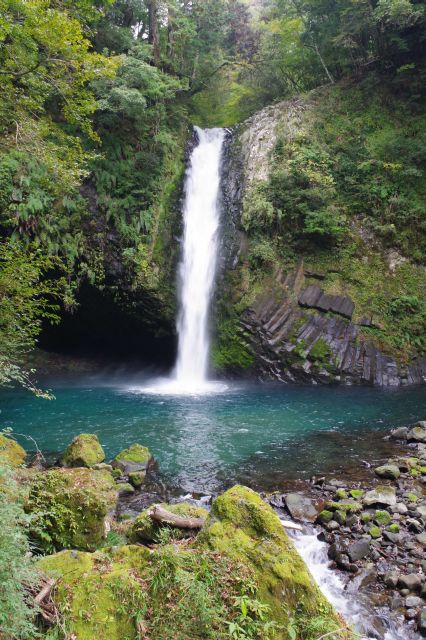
(148, 505), (205, 530)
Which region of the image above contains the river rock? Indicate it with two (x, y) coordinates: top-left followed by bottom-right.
(384, 571), (399, 588)
(406, 596), (423, 608)
(363, 486), (397, 507)
(111, 443), (152, 475)
(374, 464), (400, 480)
(408, 427), (426, 443)
(0, 434), (26, 467)
(418, 609), (426, 636)
(60, 433), (105, 468)
(348, 539), (370, 562)
(398, 574), (422, 592)
(390, 427), (409, 440)
(284, 493), (318, 522)
(417, 533), (426, 546)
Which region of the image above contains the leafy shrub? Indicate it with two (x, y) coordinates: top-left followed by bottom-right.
(0, 465), (39, 639)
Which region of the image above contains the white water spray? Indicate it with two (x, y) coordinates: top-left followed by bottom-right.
(175, 127), (225, 388)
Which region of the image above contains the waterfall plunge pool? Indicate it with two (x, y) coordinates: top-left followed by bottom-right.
(1, 378), (425, 494)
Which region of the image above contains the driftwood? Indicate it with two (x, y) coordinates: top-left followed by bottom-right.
(148, 505), (205, 530)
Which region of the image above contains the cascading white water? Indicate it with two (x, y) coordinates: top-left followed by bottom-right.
(174, 127), (225, 389)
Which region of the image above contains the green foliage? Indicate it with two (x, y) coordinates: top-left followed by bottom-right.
(0, 241), (64, 395)
(0, 465), (39, 639)
(212, 317), (254, 372)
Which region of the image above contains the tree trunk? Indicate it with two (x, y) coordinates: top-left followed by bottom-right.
(149, 505), (206, 529)
(148, 0), (161, 65)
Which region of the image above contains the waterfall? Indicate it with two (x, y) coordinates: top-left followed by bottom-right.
(174, 127), (225, 389)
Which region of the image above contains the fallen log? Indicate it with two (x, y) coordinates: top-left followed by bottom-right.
(34, 579), (56, 605)
(148, 505), (205, 530)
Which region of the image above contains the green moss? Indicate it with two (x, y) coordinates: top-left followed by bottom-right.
(200, 486), (349, 639)
(374, 510), (391, 526)
(309, 338), (332, 364)
(128, 471), (145, 488)
(389, 523), (400, 534)
(350, 489), (364, 499)
(0, 434), (26, 467)
(326, 500), (361, 513)
(369, 526), (381, 539)
(406, 492), (419, 502)
(335, 488), (348, 500)
(211, 317), (254, 372)
(26, 468), (117, 552)
(317, 510), (334, 523)
(361, 512), (372, 523)
(130, 503), (208, 543)
(60, 433), (105, 468)
(114, 444), (151, 465)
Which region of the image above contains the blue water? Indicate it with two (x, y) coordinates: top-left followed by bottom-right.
(1, 378), (425, 493)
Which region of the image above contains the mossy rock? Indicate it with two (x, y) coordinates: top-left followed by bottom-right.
(199, 485), (351, 639)
(374, 510), (391, 526)
(0, 434), (26, 467)
(326, 500), (361, 513)
(60, 433), (105, 468)
(26, 468), (118, 552)
(369, 525), (381, 539)
(350, 489), (364, 499)
(35, 487), (354, 640)
(130, 502), (208, 542)
(37, 547), (150, 640)
(111, 443), (152, 475)
(317, 509), (334, 524)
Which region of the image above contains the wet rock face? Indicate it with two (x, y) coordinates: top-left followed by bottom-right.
(237, 263), (426, 386)
(219, 99), (426, 388)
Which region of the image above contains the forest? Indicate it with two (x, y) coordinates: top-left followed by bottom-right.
(1, 1), (426, 639)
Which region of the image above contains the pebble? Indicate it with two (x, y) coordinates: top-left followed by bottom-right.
(398, 574), (422, 591)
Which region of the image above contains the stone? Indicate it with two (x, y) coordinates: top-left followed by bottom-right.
(363, 486), (396, 507)
(418, 609), (426, 636)
(417, 533), (426, 546)
(317, 509), (334, 524)
(60, 433), (105, 468)
(334, 510), (346, 525)
(0, 434), (26, 467)
(398, 574), (422, 592)
(284, 493), (318, 522)
(408, 518), (423, 533)
(395, 502), (408, 515)
(406, 596), (423, 608)
(374, 464), (400, 480)
(348, 539), (370, 562)
(390, 427), (408, 441)
(335, 488), (348, 500)
(128, 472), (145, 488)
(384, 571), (399, 588)
(117, 483), (135, 496)
(417, 505), (426, 518)
(408, 427), (426, 443)
(26, 468), (118, 552)
(111, 443), (152, 475)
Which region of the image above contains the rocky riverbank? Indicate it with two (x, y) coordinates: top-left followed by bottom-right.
(267, 420), (426, 638)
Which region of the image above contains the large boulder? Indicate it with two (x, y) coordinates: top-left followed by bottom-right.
(36, 487), (352, 640)
(130, 503), (208, 542)
(60, 433), (105, 468)
(374, 464), (400, 480)
(285, 492), (318, 522)
(199, 485), (348, 639)
(111, 443), (152, 476)
(0, 434), (26, 467)
(363, 486), (396, 507)
(26, 468), (118, 552)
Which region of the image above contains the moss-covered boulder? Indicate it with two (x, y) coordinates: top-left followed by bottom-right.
(35, 486), (353, 640)
(37, 547), (150, 640)
(130, 503), (208, 542)
(111, 443), (152, 476)
(0, 434), (26, 467)
(26, 468), (118, 552)
(60, 433), (105, 468)
(199, 485), (351, 639)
